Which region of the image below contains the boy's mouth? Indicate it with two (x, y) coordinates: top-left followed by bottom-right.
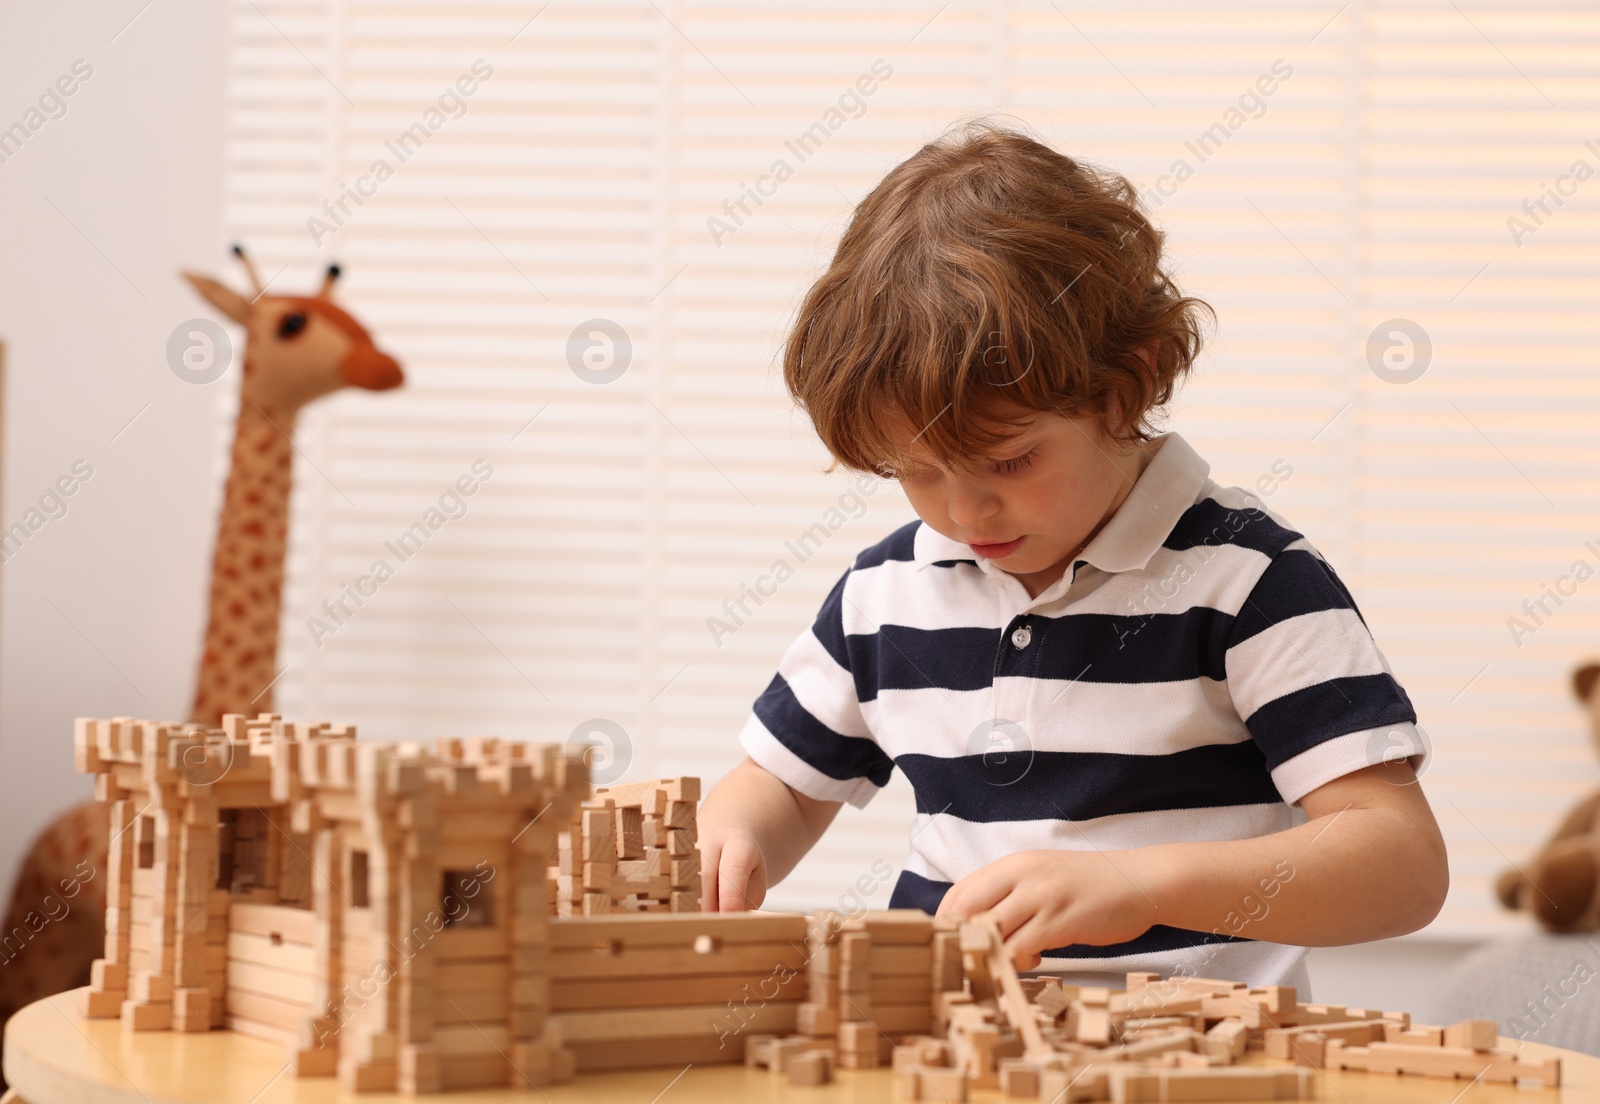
(969, 535), (1025, 558)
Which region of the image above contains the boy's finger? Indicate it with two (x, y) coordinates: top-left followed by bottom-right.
(699, 859), (719, 912)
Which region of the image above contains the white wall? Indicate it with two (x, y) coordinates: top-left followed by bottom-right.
(0, 2), (229, 900)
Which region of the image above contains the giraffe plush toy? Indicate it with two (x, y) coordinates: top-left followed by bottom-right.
(0, 250), (401, 1084)
(183, 246), (403, 723)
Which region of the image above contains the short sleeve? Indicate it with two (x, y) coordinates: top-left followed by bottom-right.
(737, 566), (895, 809)
(1224, 539), (1425, 805)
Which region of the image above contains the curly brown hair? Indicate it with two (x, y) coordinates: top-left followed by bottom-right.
(782, 117), (1213, 476)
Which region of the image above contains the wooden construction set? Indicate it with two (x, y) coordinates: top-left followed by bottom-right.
(73, 712), (1560, 1098)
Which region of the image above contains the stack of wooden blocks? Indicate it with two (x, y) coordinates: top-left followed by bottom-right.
(550, 777), (701, 917)
(803, 908), (963, 1069)
(548, 912), (811, 1071)
(885, 916), (1564, 1101)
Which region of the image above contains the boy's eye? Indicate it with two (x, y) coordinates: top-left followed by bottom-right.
(991, 449), (1036, 475)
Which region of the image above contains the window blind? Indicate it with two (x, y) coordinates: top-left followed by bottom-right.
(225, 0), (1600, 933)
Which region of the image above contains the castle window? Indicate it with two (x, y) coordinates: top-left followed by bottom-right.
(136, 816), (155, 869)
(440, 869), (493, 928)
(351, 850), (370, 909)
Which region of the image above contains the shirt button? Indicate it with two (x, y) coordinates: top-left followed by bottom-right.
(1011, 625), (1031, 649)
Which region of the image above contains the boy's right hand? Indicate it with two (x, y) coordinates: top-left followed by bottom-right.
(699, 826), (769, 912)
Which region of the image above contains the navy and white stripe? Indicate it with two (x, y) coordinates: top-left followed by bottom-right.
(739, 431), (1424, 987)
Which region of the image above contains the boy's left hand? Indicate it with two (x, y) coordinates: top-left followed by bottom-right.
(934, 849), (1159, 970)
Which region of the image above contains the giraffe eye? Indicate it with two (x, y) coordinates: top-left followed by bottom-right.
(277, 312), (308, 338)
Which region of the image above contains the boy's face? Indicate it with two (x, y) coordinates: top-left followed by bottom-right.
(883, 406), (1151, 596)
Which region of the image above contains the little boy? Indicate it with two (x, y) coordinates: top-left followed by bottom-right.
(697, 119), (1448, 991)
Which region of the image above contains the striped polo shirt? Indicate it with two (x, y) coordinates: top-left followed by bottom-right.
(738, 430), (1427, 990)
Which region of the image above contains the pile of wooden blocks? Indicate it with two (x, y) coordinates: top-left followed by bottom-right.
(882, 916), (1562, 1101)
(549, 777), (701, 916)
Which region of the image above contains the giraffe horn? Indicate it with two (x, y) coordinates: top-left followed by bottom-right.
(319, 263), (341, 298)
(231, 243), (265, 298)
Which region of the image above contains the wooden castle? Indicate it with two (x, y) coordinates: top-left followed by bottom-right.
(72, 712), (956, 1094)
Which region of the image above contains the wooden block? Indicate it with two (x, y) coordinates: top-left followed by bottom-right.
(553, 1000), (798, 1044)
(838, 1020), (878, 1052)
(1140, 1066), (1314, 1101)
(839, 992), (872, 1022)
(1288, 1031), (1326, 1068)
(665, 800), (694, 828)
(566, 1031), (746, 1071)
(547, 912), (807, 949)
(1384, 1022), (1445, 1045)
(552, 970), (806, 1012)
(1200, 1019), (1247, 1061)
(229, 901), (317, 945)
(842, 909), (936, 944)
(1325, 1039), (1368, 1071)
(932, 931), (962, 992)
(91, 959), (128, 992)
(1444, 1019), (1497, 1050)
(1366, 1042), (1495, 1078)
(872, 945), (932, 976)
(131, 973), (172, 1004)
(121, 999), (172, 1031)
(171, 987), (211, 1033)
(1039, 1064), (1109, 1103)
(615, 806), (643, 859)
(1076, 1003), (1112, 1045)
(1264, 1019), (1384, 1059)
(592, 777), (697, 807)
(788, 1048), (832, 1085)
(83, 989), (124, 1018)
(998, 1058), (1042, 1097)
(398, 1044), (442, 1094)
(798, 1002), (838, 1035)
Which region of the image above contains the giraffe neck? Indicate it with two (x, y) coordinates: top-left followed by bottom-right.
(189, 400), (297, 726)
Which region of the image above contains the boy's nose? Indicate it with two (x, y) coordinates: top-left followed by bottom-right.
(945, 483), (1001, 528)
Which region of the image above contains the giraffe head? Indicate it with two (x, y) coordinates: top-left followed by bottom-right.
(182, 245), (403, 416)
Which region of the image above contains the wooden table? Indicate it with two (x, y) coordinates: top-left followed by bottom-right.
(5, 988), (1597, 1103)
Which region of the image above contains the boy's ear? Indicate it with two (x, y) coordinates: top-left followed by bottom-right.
(181, 272), (252, 324)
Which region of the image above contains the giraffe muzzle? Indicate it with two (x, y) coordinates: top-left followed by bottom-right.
(342, 344), (404, 391)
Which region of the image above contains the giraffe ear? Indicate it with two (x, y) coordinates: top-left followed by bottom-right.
(182, 272), (251, 325)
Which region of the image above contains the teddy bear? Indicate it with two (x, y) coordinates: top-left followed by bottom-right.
(1496, 661), (1600, 931)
